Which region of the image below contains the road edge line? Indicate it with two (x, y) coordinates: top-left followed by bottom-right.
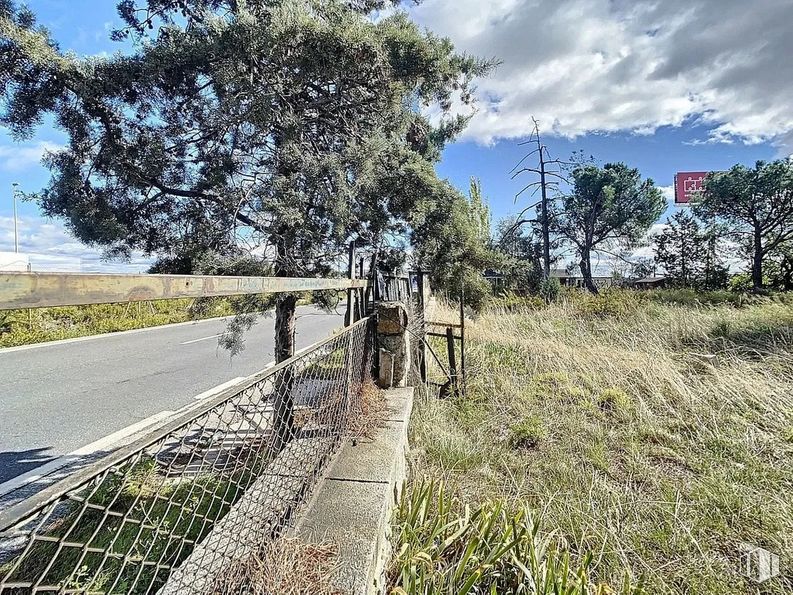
(0, 410), (174, 498)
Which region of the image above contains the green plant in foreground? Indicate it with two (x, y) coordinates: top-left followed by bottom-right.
(389, 479), (643, 595)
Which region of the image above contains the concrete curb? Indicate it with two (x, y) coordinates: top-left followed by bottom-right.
(292, 387), (414, 594)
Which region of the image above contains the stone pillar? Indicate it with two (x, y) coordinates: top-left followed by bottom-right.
(376, 302), (410, 388)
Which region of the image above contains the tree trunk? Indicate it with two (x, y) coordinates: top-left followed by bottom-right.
(275, 292), (298, 363)
(272, 232), (298, 451)
(752, 228), (764, 291)
(580, 247), (598, 294)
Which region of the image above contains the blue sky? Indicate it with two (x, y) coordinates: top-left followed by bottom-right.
(1, 0), (790, 272)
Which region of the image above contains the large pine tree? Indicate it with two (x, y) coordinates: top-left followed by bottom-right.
(0, 0), (491, 360)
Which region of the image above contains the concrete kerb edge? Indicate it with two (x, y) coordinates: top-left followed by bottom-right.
(290, 386), (414, 594)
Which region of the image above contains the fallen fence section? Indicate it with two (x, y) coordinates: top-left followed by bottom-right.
(0, 272), (368, 310)
(0, 317), (373, 594)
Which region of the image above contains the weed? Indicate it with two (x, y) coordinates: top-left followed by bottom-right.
(509, 416), (546, 449)
(389, 479), (644, 594)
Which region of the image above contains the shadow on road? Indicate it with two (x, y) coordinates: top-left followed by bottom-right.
(0, 447), (56, 484)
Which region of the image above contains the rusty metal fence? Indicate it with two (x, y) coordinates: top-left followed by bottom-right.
(0, 317), (373, 594)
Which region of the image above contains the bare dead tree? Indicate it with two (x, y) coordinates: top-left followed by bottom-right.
(509, 117), (569, 278)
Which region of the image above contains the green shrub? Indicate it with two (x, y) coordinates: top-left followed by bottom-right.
(509, 416), (546, 449)
(728, 273), (754, 292)
(597, 388), (631, 412)
(539, 276), (562, 302)
(566, 289), (642, 317)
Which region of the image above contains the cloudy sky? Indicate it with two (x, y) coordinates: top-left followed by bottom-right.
(0, 0), (790, 271)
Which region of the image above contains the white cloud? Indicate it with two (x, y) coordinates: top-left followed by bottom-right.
(0, 141), (62, 172)
(411, 0), (793, 148)
(0, 215), (152, 272)
(658, 185), (675, 204)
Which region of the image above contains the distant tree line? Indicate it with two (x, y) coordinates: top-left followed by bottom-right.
(434, 157), (793, 300)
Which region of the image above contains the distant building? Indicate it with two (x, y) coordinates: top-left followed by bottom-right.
(483, 269), (507, 291)
(0, 251), (30, 272)
(550, 268), (616, 289)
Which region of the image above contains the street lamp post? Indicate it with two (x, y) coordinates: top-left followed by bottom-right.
(11, 182), (19, 253)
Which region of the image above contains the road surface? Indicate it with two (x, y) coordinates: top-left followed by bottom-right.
(0, 305), (344, 485)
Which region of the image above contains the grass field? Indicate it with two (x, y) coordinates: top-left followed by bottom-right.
(0, 299), (236, 348)
(0, 291), (337, 348)
(390, 290), (793, 594)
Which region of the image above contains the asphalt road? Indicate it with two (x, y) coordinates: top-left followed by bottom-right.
(0, 305), (344, 485)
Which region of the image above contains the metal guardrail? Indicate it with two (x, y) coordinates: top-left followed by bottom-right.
(0, 272), (369, 310)
(0, 317), (373, 594)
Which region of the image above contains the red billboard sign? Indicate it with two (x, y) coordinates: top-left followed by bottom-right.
(674, 171), (708, 205)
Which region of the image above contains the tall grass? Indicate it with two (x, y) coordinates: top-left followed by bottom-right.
(397, 290), (793, 594)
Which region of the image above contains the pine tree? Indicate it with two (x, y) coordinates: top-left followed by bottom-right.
(0, 0), (492, 360)
(654, 211), (728, 289)
(694, 160), (793, 290)
(551, 163), (665, 294)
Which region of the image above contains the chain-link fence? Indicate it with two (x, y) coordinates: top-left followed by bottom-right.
(0, 317), (373, 595)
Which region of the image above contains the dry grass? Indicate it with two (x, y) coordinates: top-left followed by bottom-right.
(210, 538), (340, 595)
(348, 380), (389, 440)
(405, 291), (793, 594)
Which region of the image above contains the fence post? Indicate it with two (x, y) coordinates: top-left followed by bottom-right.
(459, 285), (465, 396)
(376, 302), (410, 388)
(357, 257), (366, 318)
(446, 326), (458, 394)
(344, 241), (356, 326)
(416, 272), (427, 383)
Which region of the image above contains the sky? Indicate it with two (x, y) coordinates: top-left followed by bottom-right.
(0, 0), (790, 272)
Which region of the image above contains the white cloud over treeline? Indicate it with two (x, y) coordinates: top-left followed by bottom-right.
(412, 0), (793, 149)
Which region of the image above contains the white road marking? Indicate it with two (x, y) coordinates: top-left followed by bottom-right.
(0, 410), (174, 498)
(192, 377), (246, 400)
(180, 333), (225, 345)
